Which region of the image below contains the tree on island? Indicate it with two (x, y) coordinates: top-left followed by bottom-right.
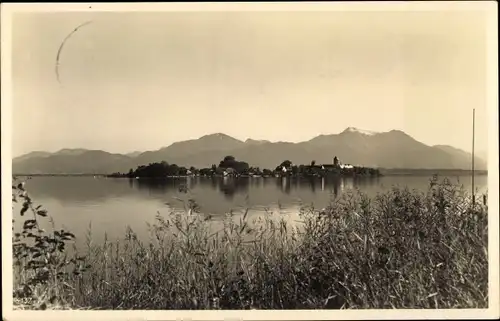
(262, 168), (273, 176)
(127, 161), (184, 178)
(279, 160), (293, 168)
(218, 156), (249, 174)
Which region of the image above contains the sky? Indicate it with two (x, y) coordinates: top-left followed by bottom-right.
(10, 6), (493, 157)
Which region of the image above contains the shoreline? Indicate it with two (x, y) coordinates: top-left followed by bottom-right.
(13, 170), (488, 178)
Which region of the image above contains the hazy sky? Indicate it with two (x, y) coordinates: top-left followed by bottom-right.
(11, 8), (492, 157)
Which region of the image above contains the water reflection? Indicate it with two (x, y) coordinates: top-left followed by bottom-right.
(17, 175), (488, 247)
(24, 175), (487, 211)
(135, 178), (181, 194)
(308, 177), (317, 194)
(132, 176), (253, 200)
(219, 177), (250, 200)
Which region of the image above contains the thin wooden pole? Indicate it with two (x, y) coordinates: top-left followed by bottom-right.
(472, 108), (475, 206)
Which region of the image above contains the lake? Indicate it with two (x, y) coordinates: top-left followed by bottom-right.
(12, 175), (488, 248)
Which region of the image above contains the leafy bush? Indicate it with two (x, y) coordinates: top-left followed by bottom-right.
(12, 177), (90, 310)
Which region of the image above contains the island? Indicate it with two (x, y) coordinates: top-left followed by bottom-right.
(107, 155), (382, 179)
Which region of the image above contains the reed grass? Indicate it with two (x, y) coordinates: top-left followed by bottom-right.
(12, 175), (488, 309)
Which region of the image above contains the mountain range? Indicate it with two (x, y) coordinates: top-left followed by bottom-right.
(12, 128), (487, 174)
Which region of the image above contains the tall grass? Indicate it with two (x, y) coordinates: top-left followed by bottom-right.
(12, 175), (488, 309)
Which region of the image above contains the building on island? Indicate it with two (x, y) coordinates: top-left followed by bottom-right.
(320, 156), (354, 171)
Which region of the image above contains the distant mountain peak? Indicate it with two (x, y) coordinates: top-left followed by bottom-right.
(200, 133), (238, 140)
(433, 144), (459, 150)
(13, 151), (51, 163)
(245, 138), (271, 145)
(126, 151), (142, 157)
(341, 127), (379, 136)
(56, 148), (89, 153)
(386, 129), (413, 138)
(54, 148), (91, 156)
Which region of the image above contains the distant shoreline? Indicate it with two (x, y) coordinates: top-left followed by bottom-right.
(378, 168), (488, 176)
(380, 169), (488, 176)
(13, 169), (488, 178)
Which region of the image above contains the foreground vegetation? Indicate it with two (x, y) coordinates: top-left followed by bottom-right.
(12, 176), (488, 309)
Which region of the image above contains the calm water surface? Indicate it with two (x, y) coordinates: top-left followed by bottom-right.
(13, 175), (487, 247)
